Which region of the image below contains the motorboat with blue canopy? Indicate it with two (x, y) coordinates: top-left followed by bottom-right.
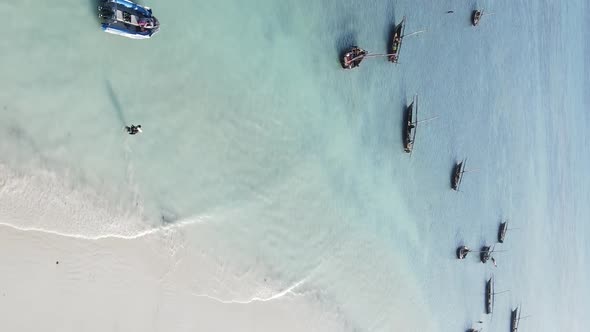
(98, 0), (160, 39)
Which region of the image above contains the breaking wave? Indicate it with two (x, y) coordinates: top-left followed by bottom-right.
(0, 164), (173, 239)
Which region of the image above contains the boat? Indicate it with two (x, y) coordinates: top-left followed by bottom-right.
(451, 159), (467, 191)
(472, 10), (483, 26)
(388, 17), (406, 63)
(457, 245), (471, 259)
(404, 95), (418, 153)
(480, 245), (492, 263)
(466, 329), (481, 332)
(484, 277), (509, 315)
(341, 46), (368, 69)
(498, 221), (508, 243)
(99, 0), (160, 39)
(511, 306), (522, 332)
(485, 277), (494, 314)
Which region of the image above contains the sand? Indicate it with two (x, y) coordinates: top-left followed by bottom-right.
(0, 223), (347, 332)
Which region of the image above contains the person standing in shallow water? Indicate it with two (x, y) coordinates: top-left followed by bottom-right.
(125, 125), (142, 135)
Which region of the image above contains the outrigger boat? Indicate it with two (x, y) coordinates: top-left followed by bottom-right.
(99, 0), (160, 39)
(341, 46), (368, 69)
(403, 96), (437, 154)
(485, 277), (494, 314)
(484, 277), (509, 315)
(480, 245), (493, 263)
(341, 47), (404, 69)
(472, 10), (483, 26)
(451, 159), (467, 191)
(457, 245), (471, 259)
(498, 221), (508, 243)
(510, 306), (521, 332)
(388, 17), (406, 63)
(480, 245), (506, 265)
(404, 95), (418, 153)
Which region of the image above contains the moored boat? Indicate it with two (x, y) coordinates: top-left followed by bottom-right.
(511, 306), (521, 332)
(480, 245), (492, 263)
(472, 10), (482, 26)
(404, 95), (418, 153)
(99, 0), (160, 39)
(341, 47), (368, 69)
(457, 245), (471, 259)
(451, 159), (466, 191)
(389, 17), (406, 63)
(498, 221), (508, 243)
(485, 277), (494, 314)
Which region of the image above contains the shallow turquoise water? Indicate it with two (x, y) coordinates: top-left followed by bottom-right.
(0, 0), (588, 330)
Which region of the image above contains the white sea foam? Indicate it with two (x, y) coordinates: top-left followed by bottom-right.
(191, 276), (307, 304)
(0, 164), (160, 239)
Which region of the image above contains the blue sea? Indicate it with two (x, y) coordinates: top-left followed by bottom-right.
(0, 0), (588, 331)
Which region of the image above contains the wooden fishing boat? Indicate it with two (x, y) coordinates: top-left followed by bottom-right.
(388, 17), (406, 63)
(472, 10), (482, 26)
(480, 245), (492, 263)
(511, 306), (521, 332)
(485, 277), (494, 314)
(457, 245), (471, 259)
(451, 159), (467, 191)
(341, 47), (367, 69)
(498, 221), (508, 243)
(404, 95), (418, 153)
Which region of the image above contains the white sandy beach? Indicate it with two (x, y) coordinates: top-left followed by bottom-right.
(0, 222), (350, 332)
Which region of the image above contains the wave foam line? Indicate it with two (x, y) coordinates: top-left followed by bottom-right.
(0, 217), (206, 241)
(191, 277), (308, 305)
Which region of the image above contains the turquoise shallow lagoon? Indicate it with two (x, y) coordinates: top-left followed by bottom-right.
(0, 0), (588, 330)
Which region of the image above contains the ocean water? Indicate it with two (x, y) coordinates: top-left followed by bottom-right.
(0, 0), (588, 331)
